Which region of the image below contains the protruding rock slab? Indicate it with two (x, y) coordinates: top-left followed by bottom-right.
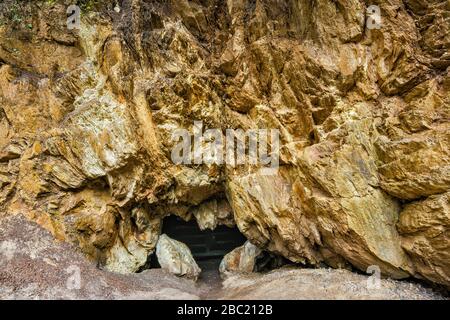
(398, 192), (450, 287)
(192, 199), (235, 231)
(227, 104), (412, 279)
(219, 241), (262, 276)
(156, 234), (201, 281)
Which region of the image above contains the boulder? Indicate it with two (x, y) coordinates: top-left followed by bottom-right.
(156, 234), (201, 280)
(398, 192), (450, 287)
(219, 241), (262, 275)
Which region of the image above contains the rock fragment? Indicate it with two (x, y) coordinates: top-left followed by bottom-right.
(156, 234), (201, 280)
(219, 241), (262, 276)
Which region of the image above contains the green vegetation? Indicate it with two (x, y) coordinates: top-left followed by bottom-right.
(0, 0), (27, 28)
(43, 0), (99, 11)
(77, 0), (101, 12)
(48, 0), (102, 12)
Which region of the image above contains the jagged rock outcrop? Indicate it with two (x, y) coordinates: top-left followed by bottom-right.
(397, 192), (450, 287)
(0, 0), (448, 287)
(192, 198), (235, 231)
(219, 241), (262, 275)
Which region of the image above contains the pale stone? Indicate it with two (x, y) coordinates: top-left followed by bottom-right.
(192, 199), (235, 230)
(219, 241), (262, 276)
(156, 234), (201, 280)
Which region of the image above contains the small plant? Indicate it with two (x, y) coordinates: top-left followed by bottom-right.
(10, 4), (23, 24)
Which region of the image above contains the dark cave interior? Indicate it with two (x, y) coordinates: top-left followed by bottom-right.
(151, 215), (247, 270)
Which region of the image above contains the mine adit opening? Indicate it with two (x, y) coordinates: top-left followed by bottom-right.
(152, 215), (247, 270)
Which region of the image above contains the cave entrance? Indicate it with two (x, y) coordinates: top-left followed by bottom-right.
(160, 215), (247, 270)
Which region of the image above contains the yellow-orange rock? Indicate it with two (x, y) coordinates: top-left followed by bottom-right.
(0, 0), (448, 287)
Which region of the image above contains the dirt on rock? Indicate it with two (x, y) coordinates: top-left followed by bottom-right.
(0, 214), (203, 300)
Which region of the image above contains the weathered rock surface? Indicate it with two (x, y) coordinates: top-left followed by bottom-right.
(192, 198), (235, 231)
(156, 234), (201, 280)
(219, 241), (262, 275)
(398, 192), (450, 287)
(0, 215), (202, 300)
(219, 268), (445, 300)
(0, 0), (449, 289)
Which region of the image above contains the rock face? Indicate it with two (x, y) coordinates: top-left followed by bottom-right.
(0, 0), (449, 288)
(192, 199), (235, 231)
(397, 192), (450, 287)
(219, 241), (262, 275)
(156, 234), (201, 280)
